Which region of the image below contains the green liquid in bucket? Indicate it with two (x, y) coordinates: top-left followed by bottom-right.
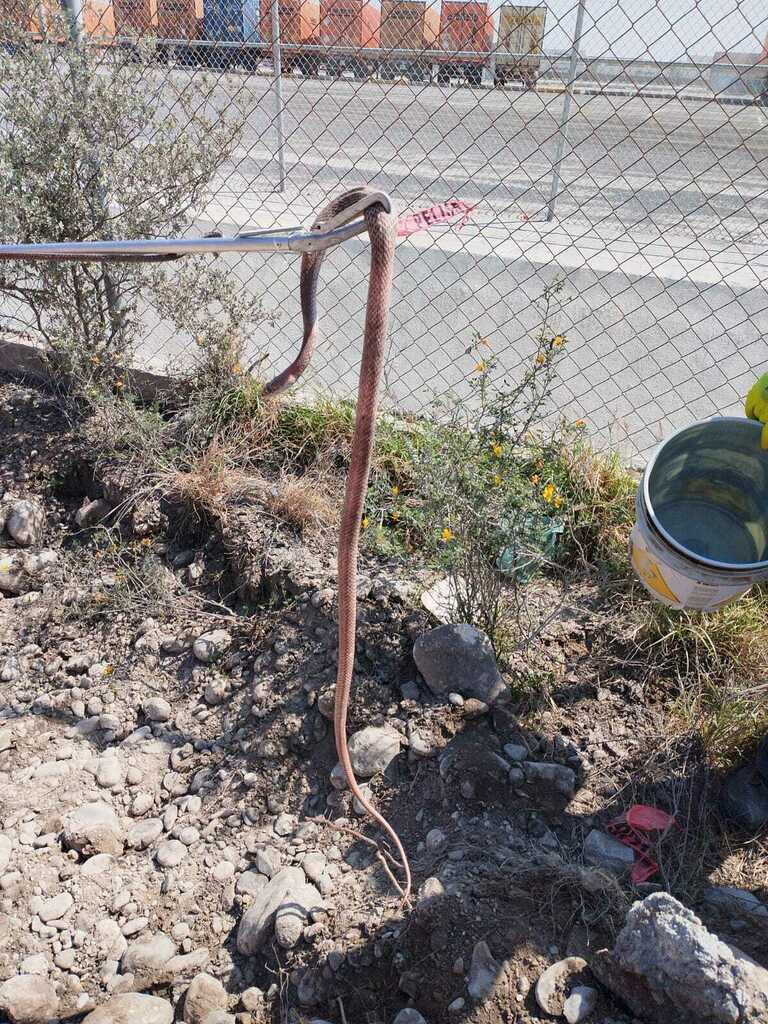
(656, 499), (762, 564)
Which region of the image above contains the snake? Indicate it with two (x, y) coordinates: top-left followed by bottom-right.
(263, 187), (412, 902)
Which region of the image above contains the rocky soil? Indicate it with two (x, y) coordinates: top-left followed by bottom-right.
(0, 379), (767, 1024)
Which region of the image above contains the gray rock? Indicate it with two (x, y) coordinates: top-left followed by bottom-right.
(121, 932), (176, 974)
(201, 1014), (235, 1024)
(97, 756), (123, 789)
(703, 885), (768, 920)
(425, 828), (447, 852)
(236, 866), (305, 954)
(255, 846), (282, 877)
(192, 630), (231, 663)
(236, 870), (267, 897)
(19, 955), (48, 975)
(142, 698), (172, 723)
(183, 973), (227, 1024)
(62, 802), (124, 856)
(82, 993), (173, 1024)
(347, 725), (402, 777)
(6, 500), (45, 547)
(591, 892), (768, 1023)
(503, 742), (528, 762)
(535, 958), (588, 1016)
(273, 812), (295, 837)
(35, 890), (73, 923)
(274, 882), (324, 948)
(126, 818), (163, 850)
(302, 852), (327, 884)
(583, 830), (635, 875)
(392, 1010), (429, 1024)
(563, 985), (598, 1024)
(212, 860), (234, 881)
(413, 624), (505, 704)
(96, 919), (127, 960)
(75, 497), (110, 528)
(0, 974), (59, 1023)
(164, 949), (210, 975)
(467, 940), (500, 1002)
(0, 834), (12, 873)
(240, 988), (264, 1012)
(522, 761), (576, 799)
(0, 549), (58, 594)
(155, 839), (187, 868)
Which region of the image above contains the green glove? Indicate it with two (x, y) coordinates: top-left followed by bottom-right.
(745, 373), (768, 449)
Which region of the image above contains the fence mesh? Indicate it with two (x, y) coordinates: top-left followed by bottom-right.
(1, 0), (768, 458)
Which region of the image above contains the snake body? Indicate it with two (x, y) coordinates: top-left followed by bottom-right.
(264, 187), (412, 901)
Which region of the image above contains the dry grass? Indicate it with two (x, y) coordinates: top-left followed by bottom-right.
(266, 471), (339, 535)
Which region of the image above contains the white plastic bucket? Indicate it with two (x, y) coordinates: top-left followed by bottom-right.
(630, 417), (768, 612)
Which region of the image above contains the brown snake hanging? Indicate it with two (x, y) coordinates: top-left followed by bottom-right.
(263, 187), (412, 902)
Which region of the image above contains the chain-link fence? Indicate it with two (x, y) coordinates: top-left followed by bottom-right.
(1, 0), (768, 457)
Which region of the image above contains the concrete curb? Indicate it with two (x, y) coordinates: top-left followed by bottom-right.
(0, 333), (179, 401)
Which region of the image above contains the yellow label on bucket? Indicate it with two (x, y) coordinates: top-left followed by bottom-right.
(631, 545), (680, 605)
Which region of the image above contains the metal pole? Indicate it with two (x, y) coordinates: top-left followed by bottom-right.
(60, 0), (85, 44)
(270, 0), (287, 193)
(546, 0), (587, 222)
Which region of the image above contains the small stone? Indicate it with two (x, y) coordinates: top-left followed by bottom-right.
(121, 918), (149, 937)
(0, 834), (11, 873)
(392, 1011), (429, 1024)
(82, 852), (115, 876)
(127, 818), (163, 850)
(467, 940), (500, 1002)
(143, 698), (172, 723)
(63, 802), (124, 856)
(97, 756), (123, 789)
(121, 932), (176, 974)
(82, 992), (174, 1024)
(274, 883), (324, 948)
(273, 812), (294, 837)
(255, 847), (282, 877)
(236, 867), (305, 955)
(236, 871), (267, 897)
(178, 826), (200, 846)
(413, 624), (505, 704)
(212, 861), (235, 881)
(704, 885), (768, 920)
(164, 949), (210, 975)
(37, 891), (73, 923)
(131, 793), (154, 816)
(0, 974), (59, 1023)
(535, 958), (588, 1016)
(19, 954), (48, 975)
(302, 853), (327, 884)
(155, 839), (187, 868)
(583, 830), (635, 875)
(503, 743), (528, 762)
(240, 988), (264, 1012)
(75, 497), (110, 528)
(563, 985), (598, 1024)
(447, 997), (465, 1012)
(193, 630), (232, 663)
(184, 973), (227, 1024)
(96, 919), (127, 960)
(6, 499), (45, 547)
(522, 761), (576, 799)
(347, 725), (402, 777)
(425, 828), (447, 852)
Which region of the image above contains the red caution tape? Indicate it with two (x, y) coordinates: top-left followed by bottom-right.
(397, 199), (474, 238)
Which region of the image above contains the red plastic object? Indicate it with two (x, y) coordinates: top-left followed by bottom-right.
(606, 804), (677, 884)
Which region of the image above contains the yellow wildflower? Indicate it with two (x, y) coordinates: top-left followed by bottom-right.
(575, 418), (586, 429)
(530, 474), (540, 485)
(140, 537), (151, 547)
(542, 482), (555, 503)
(491, 442), (503, 458)
(391, 510), (400, 523)
(115, 379), (125, 390)
(89, 354), (101, 365)
(104, 664), (114, 675)
(493, 473), (502, 486)
(233, 362), (242, 374)
(535, 353), (546, 365)
(441, 527), (454, 542)
(554, 495), (563, 508)
(473, 359), (487, 373)
(391, 484), (400, 497)
(553, 334), (565, 347)
(361, 515), (369, 529)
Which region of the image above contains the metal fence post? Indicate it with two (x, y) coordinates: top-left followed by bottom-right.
(270, 0), (287, 193)
(546, 0), (587, 222)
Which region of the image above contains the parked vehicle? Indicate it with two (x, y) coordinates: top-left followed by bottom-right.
(495, 3), (545, 88)
(379, 0), (437, 81)
(436, 0), (493, 85)
(260, 0), (318, 72)
(318, 0), (379, 76)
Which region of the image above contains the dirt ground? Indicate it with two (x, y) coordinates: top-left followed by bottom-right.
(0, 376), (766, 1024)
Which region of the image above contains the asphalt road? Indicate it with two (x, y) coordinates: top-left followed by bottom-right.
(203, 72), (768, 244)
